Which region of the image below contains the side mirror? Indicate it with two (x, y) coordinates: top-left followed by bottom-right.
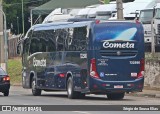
(16, 42), (22, 55)
(153, 8), (156, 17)
(16, 38), (25, 55)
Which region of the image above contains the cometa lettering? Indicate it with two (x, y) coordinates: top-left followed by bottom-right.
(33, 57), (46, 67)
(103, 41), (135, 48)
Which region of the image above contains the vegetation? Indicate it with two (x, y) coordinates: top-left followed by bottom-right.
(2, 0), (50, 34)
(110, 0), (134, 3)
(145, 53), (160, 61)
(8, 58), (22, 85)
(2, 0), (134, 35)
(123, 0), (134, 2)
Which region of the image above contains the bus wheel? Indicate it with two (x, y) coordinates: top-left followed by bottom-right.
(107, 93), (125, 100)
(67, 77), (78, 99)
(32, 78), (41, 96)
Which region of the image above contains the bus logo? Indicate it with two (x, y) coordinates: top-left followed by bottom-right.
(117, 51), (121, 56)
(100, 72), (104, 77)
(33, 57), (46, 67)
(103, 41), (135, 49)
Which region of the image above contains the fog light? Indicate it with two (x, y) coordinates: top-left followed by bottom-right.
(127, 84), (134, 87)
(93, 84), (98, 88)
(102, 84), (110, 87)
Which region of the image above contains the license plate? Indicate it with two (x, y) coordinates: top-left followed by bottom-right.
(114, 85), (123, 88)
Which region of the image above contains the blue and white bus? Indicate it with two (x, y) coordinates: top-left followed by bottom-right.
(17, 20), (144, 100)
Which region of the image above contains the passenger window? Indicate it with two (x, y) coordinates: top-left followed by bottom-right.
(29, 38), (40, 54)
(46, 38), (56, 52)
(68, 26), (87, 51)
(55, 29), (67, 51)
(30, 30), (56, 54)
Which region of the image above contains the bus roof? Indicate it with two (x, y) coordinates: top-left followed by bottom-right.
(32, 21), (92, 31)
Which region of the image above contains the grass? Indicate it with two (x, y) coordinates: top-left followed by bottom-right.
(8, 58), (22, 85)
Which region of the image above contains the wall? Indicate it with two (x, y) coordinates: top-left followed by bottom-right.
(145, 54), (160, 89)
(8, 35), (21, 59)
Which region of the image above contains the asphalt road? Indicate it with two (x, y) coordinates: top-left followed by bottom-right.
(0, 86), (159, 114)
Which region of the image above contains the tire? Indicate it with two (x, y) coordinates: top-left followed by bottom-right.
(107, 92), (125, 100)
(32, 78), (41, 96)
(3, 90), (9, 96)
(67, 77), (79, 99)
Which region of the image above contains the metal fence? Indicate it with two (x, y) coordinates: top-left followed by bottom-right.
(8, 35), (22, 59)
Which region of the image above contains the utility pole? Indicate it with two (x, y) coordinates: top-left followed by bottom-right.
(116, 0), (124, 19)
(22, 0), (25, 35)
(17, 17), (19, 34)
(0, 1), (8, 72)
(0, 0), (5, 70)
(151, 14), (156, 56)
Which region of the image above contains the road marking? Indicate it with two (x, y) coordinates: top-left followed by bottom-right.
(73, 111), (91, 114)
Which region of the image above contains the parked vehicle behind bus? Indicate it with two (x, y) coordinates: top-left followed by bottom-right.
(17, 20), (145, 100)
(139, 3), (160, 44)
(95, 3), (116, 21)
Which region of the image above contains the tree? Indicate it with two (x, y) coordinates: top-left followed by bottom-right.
(2, 0), (50, 34)
(123, 0), (134, 2)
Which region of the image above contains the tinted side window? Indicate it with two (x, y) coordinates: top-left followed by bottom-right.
(45, 30), (56, 52)
(30, 30), (56, 54)
(29, 38), (40, 54)
(67, 26), (88, 51)
(55, 29), (68, 51)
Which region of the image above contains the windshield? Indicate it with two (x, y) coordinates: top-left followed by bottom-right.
(96, 14), (111, 20)
(75, 15), (87, 18)
(155, 9), (160, 19)
(139, 9), (153, 24)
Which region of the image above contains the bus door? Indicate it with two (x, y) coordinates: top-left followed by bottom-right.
(44, 52), (63, 89)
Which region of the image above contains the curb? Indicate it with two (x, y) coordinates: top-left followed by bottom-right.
(128, 93), (160, 98)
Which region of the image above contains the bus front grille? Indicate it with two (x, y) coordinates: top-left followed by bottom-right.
(100, 50), (138, 57)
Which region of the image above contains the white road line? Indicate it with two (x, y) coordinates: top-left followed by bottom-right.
(73, 111), (91, 114)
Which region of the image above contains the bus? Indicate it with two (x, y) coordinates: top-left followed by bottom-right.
(17, 20), (145, 100)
